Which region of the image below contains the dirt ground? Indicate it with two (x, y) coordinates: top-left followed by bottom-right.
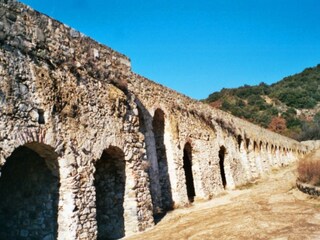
(126, 164), (320, 240)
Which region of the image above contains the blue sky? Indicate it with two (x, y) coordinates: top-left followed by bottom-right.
(20, 0), (320, 99)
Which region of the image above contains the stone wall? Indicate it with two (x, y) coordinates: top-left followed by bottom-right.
(302, 140), (320, 151)
(128, 73), (308, 208)
(0, 1), (309, 239)
(0, 1), (153, 239)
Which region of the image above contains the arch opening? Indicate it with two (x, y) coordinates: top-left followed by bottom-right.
(245, 138), (250, 150)
(237, 135), (242, 150)
(152, 109), (173, 211)
(183, 143), (196, 202)
(219, 146), (227, 189)
(259, 141), (263, 150)
(254, 141), (258, 153)
(137, 106), (146, 133)
(0, 145), (59, 239)
(94, 146), (126, 240)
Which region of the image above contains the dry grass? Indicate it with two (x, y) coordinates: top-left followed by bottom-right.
(297, 155), (320, 186)
(236, 181), (259, 190)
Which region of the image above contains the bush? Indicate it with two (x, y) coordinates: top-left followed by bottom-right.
(297, 157), (320, 186)
(298, 120), (320, 141)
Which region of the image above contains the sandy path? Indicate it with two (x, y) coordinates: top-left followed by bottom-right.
(126, 164), (320, 240)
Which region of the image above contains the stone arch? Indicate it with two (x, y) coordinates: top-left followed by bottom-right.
(219, 146), (227, 189)
(283, 147), (286, 156)
(0, 142), (59, 240)
(253, 141), (264, 174)
(268, 144), (273, 166)
(253, 141), (258, 153)
(183, 142), (196, 202)
(275, 145), (280, 163)
(152, 108), (173, 211)
(252, 140), (263, 176)
(259, 141), (265, 168)
(94, 146), (126, 239)
(245, 138), (250, 150)
(266, 142), (274, 166)
(259, 141), (263, 151)
(246, 138), (256, 179)
(237, 135), (250, 181)
(136, 103), (162, 217)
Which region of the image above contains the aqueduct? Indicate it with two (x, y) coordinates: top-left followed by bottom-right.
(0, 1), (309, 239)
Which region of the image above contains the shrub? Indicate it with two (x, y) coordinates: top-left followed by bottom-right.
(268, 116), (286, 133)
(297, 156), (320, 186)
(298, 120), (320, 141)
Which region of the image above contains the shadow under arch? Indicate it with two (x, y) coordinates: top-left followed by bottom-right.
(94, 146), (126, 240)
(237, 135), (243, 150)
(152, 108), (173, 223)
(245, 138), (250, 150)
(219, 145), (227, 189)
(0, 142), (59, 240)
(183, 142), (196, 202)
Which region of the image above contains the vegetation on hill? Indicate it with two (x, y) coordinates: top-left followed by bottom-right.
(204, 64), (320, 140)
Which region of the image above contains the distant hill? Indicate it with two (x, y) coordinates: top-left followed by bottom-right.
(204, 64), (320, 141)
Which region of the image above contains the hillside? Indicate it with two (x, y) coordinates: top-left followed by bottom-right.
(204, 64), (320, 140)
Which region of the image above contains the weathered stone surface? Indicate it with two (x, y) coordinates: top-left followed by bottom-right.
(302, 140), (320, 152)
(0, 1), (310, 240)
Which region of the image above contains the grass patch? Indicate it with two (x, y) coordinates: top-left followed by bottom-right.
(236, 181), (259, 190)
(313, 204), (320, 209)
(271, 167), (281, 173)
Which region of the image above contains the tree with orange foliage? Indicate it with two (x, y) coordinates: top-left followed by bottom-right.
(268, 116), (287, 133)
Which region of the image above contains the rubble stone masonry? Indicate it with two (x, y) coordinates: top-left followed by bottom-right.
(0, 1), (309, 239)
